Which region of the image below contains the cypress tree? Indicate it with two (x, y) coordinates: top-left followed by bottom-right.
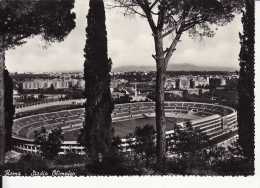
(0, 42), (5, 166)
(83, 0), (113, 162)
(4, 69), (15, 152)
(238, 0), (254, 161)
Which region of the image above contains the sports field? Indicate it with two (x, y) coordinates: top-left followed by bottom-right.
(62, 117), (187, 141)
(13, 102), (237, 149)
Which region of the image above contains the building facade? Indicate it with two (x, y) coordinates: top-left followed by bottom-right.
(22, 78), (83, 90)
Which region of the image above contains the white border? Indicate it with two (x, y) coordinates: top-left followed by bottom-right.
(3, 2), (260, 188)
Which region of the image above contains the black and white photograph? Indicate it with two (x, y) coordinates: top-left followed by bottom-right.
(0, 0), (255, 177)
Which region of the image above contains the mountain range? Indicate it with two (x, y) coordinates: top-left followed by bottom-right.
(112, 63), (238, 72)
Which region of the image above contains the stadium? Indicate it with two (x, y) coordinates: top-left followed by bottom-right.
(11, 100), (238, 155)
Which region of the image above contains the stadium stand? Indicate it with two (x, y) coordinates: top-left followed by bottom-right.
(12, 101), (237, 155)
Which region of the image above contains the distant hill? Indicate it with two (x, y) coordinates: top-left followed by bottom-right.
(112, 63), (237, 72)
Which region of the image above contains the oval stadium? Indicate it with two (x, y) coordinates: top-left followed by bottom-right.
(12, 100), (238, 155)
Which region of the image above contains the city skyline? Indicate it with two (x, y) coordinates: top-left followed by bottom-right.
(5, 0), (242, 73)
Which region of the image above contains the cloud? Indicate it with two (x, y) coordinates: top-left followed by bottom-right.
(5, 0), (242, 73)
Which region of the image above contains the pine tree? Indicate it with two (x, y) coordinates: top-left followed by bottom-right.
(4, 69), (15, 152)
(0, 0), (76, 166)
(83, 0), (114, 162)
(238, 0), (254, 161)
(113, 0), (242, 166)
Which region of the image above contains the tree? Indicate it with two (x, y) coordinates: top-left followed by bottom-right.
(0, 0), (76, 49)
(238, 0), (254, 161)
(0, 0), (76, 165)
(4, 69), (15, 152)
(83, 0), (114, 162)
(204, 142), (254, 175)
(34, 127), (64, 160)
(113, 0), (242, 165)
(17, 83), (23, 94)
(134, 125), (156, 166)
(49, 84), (55, 92)
(173, 122), (209, 153)
(172, 123), (210, 173)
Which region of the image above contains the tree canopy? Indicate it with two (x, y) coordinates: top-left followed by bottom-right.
(0, 0), (76, 165)
(112, 0), (243, 67)
(113, 0), (242, 43)
(34, 127), (64, 160)
(113, 0), (243, 165)
(0, 0), (76, 49)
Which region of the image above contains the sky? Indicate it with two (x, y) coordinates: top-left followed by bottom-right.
(5, 0), (242, 73)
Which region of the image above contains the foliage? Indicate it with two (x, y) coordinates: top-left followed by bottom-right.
(4, 69), (15, 152)
(113, 0), (243, 164)
(111, 136), (123, 153)
(133, 125), (156, 166)
(83, 133), (144, 175)
(113, 0), (242, 63)
(84, 152), (144, 175)
(212, 156), (254, 176)
(173, 122), (209, 154)
(1, 154), (48, 175)
(170, 123), (212, 173)
(34, 127), (64, 160)
(210, 142), (254, 175)
(113, 94), (131, 104)
(0, 0), (76, 165)
(48, 84), (55, 91)
(83, 0), (114, 161)
(54, 152), (86, 166)
(238, 0), (255, 162)
(0, 0), (76, 49)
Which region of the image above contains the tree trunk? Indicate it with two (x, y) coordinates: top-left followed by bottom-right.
(85, 86), (113, 162)
(154, 34), (167, 167)
(0, 36), (5, 166)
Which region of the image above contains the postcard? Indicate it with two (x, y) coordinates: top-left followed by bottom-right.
(0, 0), (255, 177)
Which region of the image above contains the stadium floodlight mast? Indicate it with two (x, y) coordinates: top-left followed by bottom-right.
(111, 0), (242, 167)
(0, 0), (76, 166)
